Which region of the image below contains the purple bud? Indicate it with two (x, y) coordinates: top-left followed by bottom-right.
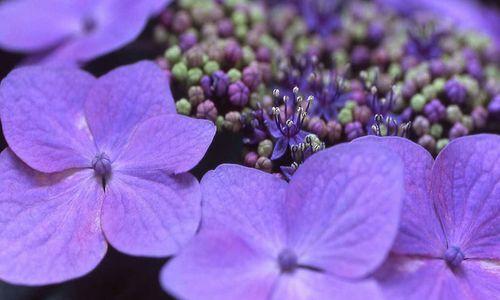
(179, 32), (197, 51)
(200, 71), (230, 98)
(345, 121), (364, 141)
(467, 60), (483, 80)
(424, 99), (446, 122)
(308, 117), (327, 138)
(172, 11), (191, 33)
(449, 122), (469, 140)
(488, 95), (500, 118)
(430, 60), (447, 78)
(228, 81), (250, 107)
(242, 65), (261, 90)
(367, 23), (384, 43)
(418, 134), (436, 152)
(445, 79), (467, 105)
(412, 116), (430, 136)
(196, 100), (218, 122)
(471, 106), (488, 129)
(326, 120), (342, 143)
(350, 46), (370, 69)
(256, 47), (271, 63)
(244, 152), (259, 167)
(217, 19), (233, 37)
(353, 105), (372, 124)
(224, 40), (243, 65)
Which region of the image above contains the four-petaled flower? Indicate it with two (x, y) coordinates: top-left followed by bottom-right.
(160, 141), (405, 300)
(0, 61), (215, 285)
(0, 0), (172, 65)
(355, 135), (500, 300)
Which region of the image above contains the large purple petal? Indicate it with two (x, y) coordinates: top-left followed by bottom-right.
(354, 136), (447, 257)
(40, 0), (158, 64)
(461, 260), (500, 299)
(160, 229), (279, 300)
(375, 255), (471, 300)
(0, 0), (84, 52)
(113, 114), (215, 174)
(286, 142), (404, 278)
(272, 270), (384, 300)
(0, 149), (106, 285)
(431, 134), (500, 259)
(0, 66), (97, 173)
(102, 171), (200, 257)
(200, 164), (288, 256)
(85, 61), (175, 158)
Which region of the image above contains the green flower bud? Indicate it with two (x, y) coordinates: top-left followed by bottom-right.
(338, 108), (353, 125)
(235, 25), (248, 40)
(172, 62), (188, 81)
(176, 98), (192, 115)
(203, 61), (220, 75)
(232, 11), (247, 26)
(422, 85), (437, 100)
(430, 124), (443, 139)
(436, 138), (449, 152)
(446, 105), (463, 123)
(258, 139), (274, 158)
(165, 45), (182, 64)
(242, 46), (255, 65)
(345, 100), (357, 111)
(432, 78), (446, 92)
(227, 68), (242, 82)
(187, 68), (203, 85)
(461, 115), (474, 131)
(410, 94), (426, 112)
(216, 115), (225, 131)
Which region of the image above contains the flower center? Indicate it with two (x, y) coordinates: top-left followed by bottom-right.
(92, 152), (112, 178)
(444, 246), (464, 268)
(277, 249), (298, 273)
(82, 16), (97, 34)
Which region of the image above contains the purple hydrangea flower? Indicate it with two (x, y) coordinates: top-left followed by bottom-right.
(160, 141), (405, 299)
(0, 0), (172, 65)
(266, 88), (311, 160)
(0, 61), (215, 285)
(355, 135), (500, 300)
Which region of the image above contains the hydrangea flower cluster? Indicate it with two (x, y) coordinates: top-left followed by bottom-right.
(154, 0), (500, 178)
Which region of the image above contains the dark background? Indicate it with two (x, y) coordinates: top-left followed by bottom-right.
(1, 0), (499, 299)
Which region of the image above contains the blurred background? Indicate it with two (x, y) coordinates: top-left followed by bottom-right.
(0, 0), (499, 299)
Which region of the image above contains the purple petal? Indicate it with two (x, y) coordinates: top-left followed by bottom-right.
(102, 171), (201, 257)
(0, 0), (83, 52)
(0, 66), (97, 173)
(114, 114), (215, 174)
(38, 0), (159, 64)
(375, 255), (467, 300)
(265, 118), (282, 139)
(160, 229), (279, 300)
(200, 165), (288, 256)
(460, 260), (500, 299)
(273, 270), (384, 300)
(285, 142), (404, 278)
(85, 61), (175, 158)
(289, 130), (309, 145)
(271, 137), (288, 160)
(0, 149), (106, 285)
(431, 134), (500, 259)
(354, 136), (447, 257)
